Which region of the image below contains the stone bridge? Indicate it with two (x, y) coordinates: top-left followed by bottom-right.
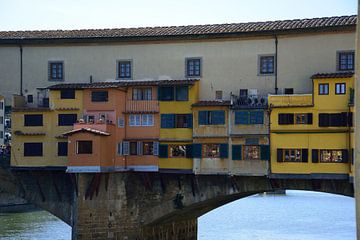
(0, 159), (354, 239)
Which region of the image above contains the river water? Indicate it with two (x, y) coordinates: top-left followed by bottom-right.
(0, 191), (355, 240)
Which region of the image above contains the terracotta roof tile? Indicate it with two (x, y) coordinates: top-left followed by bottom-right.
(311, 71), (354, 79)
(0, 15), (356, 43)
(47, 79), (198, 90)
(192, 100), (231, 107)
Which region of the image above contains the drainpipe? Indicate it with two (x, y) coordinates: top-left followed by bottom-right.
(274, 35), (278, 95)
(19, 45), (23, 96)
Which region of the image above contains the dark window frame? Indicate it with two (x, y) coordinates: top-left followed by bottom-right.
(186, 58), (202, 78)
(319, 83), (329, 95)
(259, 55), (275, 75)
(60, 89), (76, 99)
(335, 83), (346, 95)
(337, 51), (355, 71)
(91, 91), (109, 102)
(58, 114), (77, 126)
(57, 142), (68, 156)
(132, 88), (152, 100)
(117, 60), (132, 79)
(77, 141), (93, 154)
(130, 141), (138, 155)
(48, 61), (64, 81)
(24, 142), (43, 156)
(24, 114), (43, 126)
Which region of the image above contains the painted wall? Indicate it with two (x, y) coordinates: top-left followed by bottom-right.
(0, 31), (355, 104)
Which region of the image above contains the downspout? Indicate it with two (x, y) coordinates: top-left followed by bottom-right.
(274, 35), (278, 95)
(19, 45), (23, 96)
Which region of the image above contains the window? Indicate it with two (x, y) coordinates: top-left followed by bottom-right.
(132, 88), (152, 100)
(77, 141), (92, 154)
(141, 114), (154, 126)
(176, 86), (189, 101)
(0, 102), (3, 109)
(161, 114), (192, 128)
(169, 145), (186, 158)
(176, 114), (192, 128)
(130, 142), (137, 155)
(284, 88), (294, 94)
(338, 51), (354, 71)
(259, 55), (275, 74)
(0, 116), (3, 124)
(58, 114), (77, 126)
(215, 91), (223, 100)
(278, 113), (294, 125)
(318, 113), (349, 127)
(48, 61), (64, 81)
(60, 89), (75, 99)
(27, 95), (33, 103)
(186, 58), (201, 77)
(277, 149), (308, 162)
(58, 142), (68, 156)
(243, 145), (260, 160)
(320, 149), (346, 163)
(129, 114), (141, 126)
(295, 113), (313, 124)
(198, 111), (225, 125)
(158, 86), (174, 101)
(24, 114), (43, 126)
(129, 114), (154, 126)
(319, 84), (329, 95)
(117, 60), (132, 79)
(0, 131), (3, 139)
(335, 83), (346, 95)
(91, 91), (108, 102)
(24, 143), (43, 156)
(143, 142), (154, 155)
(202, 144), (220, 158)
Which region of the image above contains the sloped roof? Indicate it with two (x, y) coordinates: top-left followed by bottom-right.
(0, 15), (356, 44)
(192, 100), (231, 107)
(62, 127), (110, 136)
(47, 79), (199, 90)
(311, 71), (354, 79)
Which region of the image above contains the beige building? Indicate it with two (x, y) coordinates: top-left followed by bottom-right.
(0, 15), (356, 106)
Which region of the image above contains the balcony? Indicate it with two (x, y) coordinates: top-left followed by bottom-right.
(268, 94), (313, 107)
(125, 100), (159, 113)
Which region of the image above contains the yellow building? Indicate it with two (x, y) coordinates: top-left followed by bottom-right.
(11, 88), (83, 169)
(158, 80), (199, 172)
(269, 72), (353, 179)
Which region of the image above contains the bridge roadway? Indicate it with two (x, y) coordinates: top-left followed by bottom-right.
(0, 157), (354, 240)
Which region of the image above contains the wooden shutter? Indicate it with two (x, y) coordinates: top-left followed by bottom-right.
(153, 141), (159, 156)
(193, 144), (202, 158)
(212, 111), (225, 125)
(159, 144), (168, 158)
(185, 144), (193, 158)
(198, 111), (208, 125)
(186, 114), (193, 128)
(307, 113), (313, 124)
(161, 114), (175, 128)
(288, 114), (294, 124)
(235, 111), (249, 125)
(277, 149), (283, 162)
(312, 149), (319, 163)
(219, 144), (228, 158)
(260, 145), (270, 161)
(122, 141), (129, 156)
(232, 145), (242, 160)
(117, 142), (122, 155)
(318, 113), (329, 127)
(137, 142), (143, 155)
(301, 149), (308, 162)
(342, 149), (349, 163)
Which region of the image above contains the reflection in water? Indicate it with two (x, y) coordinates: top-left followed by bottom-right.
(199, 190), (355, 240)
(0, 210), (71, 240)
(0, 191), (355, 240)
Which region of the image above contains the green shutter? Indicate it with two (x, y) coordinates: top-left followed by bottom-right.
(198, 111), (208, 125)
(260, 145), (270, 161)
(235, 111), (249, 124)
(312, 149), (319, 163)
(219, 144), (228, 158)
(193, 144), (202, 158)
(301, 149), (308, 162)
(187, 114), (193, 128)
(232, 145), (242, 160)
(185, 144), (193, 158)
(159, 144), (168, 158)
(342, 149), (349, 163)
(212, 111), (225, 125)
(277, 149), (283, 162)
(161, 114), (175, 128)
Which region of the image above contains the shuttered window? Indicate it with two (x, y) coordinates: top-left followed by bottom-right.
(235, 111), (249, 124)
(319, 149), (348, 163)
(319, 113), (349, 127)
(130, 142), (138, 155)
(58, 114), (77, 126)
(260, 145), (270, 160)
(60, 89), (75, 99)
(91, 91), (108, 102)
(219, 144), (228, 158)
(202, 144), (220, 158)
(161, 114), (175, 128)
(24, 143), (43, 156)
(192, 144), (202, 158)
(76, 141), (92, 154)
(57, 142), (68, 156)
(159, 144), (168, 158)
(176, 86), (189, 101)
(24, 114), (43, 126)
(117, 117), (125, 128)
(232, 145), (242, 160)
(249, 111), (264, 124)
(312, 149), (319, 163)
(295, 113), (313, 124)
(198, 111), (225, 125)
(161, 114), (192, 128)
(277, 148), (308, 162)
(169, 145), (186, 158)
(185, 144), (193, 158)
(278, 113), (294, 125)
(158, 86), (174, 101)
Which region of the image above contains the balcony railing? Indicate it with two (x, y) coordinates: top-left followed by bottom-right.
(268, 94), (313, 107)
(125, 100), (159, 113)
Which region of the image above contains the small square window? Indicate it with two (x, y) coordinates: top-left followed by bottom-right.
(259, 55), (275, 75)
(186, 58), (201, 77)
(175, 86), (188, 101)
(91, 91), (108, 102)
(60, 89), (75, 99)
(58, 142), (68, 156)
(132, 88), (152, 100)
(335, 83), (346, 95)
(338, 51), (354, 71)
(319, 84), (329, 95)
(48, 61), (64, 81)
(24, 142), (43, 156)
(117, 60), (132, 79)
(143, 142), (154, 155)
(24, 114), (43, 126)
(27, 95), (33, 103)
(77, 141), (92, 154)
(215, 90), (223, 100)
(284, 88), (294, 94)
